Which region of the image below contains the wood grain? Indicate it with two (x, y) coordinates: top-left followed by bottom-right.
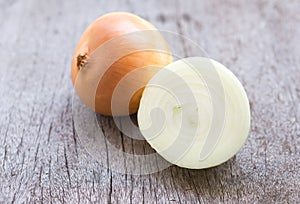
(0, 0), (299, 203)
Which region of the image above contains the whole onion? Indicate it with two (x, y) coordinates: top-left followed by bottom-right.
(71, 12), (172, 116)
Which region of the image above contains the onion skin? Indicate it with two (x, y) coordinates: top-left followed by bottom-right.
(71, 12), (172, 116)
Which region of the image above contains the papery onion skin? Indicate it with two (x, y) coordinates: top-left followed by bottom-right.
(71, 12), (172, 116)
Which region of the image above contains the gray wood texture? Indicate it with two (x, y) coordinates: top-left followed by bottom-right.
(1, 0), (300, 203)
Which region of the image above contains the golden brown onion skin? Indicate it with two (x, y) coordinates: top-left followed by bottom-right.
(71, 12), (172, 116)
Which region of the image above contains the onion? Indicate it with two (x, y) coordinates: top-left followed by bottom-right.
(137, 57), (251, 169)
(71, 12), (172, 116)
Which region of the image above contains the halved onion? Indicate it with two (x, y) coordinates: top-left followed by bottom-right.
(138, 57), (250, 169)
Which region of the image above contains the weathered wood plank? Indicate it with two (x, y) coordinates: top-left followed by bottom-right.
(0, 0), (299, 203)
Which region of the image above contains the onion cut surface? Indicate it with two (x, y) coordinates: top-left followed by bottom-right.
(137, 57), (250, 169)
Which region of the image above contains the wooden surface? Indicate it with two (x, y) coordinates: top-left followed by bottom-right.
(1, 0), (300, 203)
